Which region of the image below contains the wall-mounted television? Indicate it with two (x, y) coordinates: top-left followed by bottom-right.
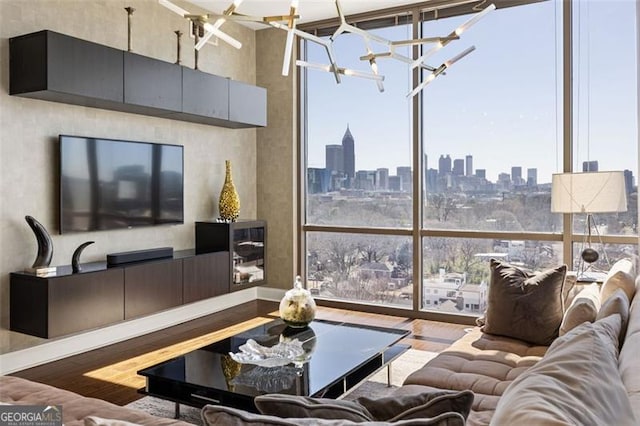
(59, 135), (184, 234)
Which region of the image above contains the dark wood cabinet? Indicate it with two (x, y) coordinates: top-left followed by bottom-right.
(124, 258), (183, 319)
(229, 80), (267, 128)
(10, 30), (123, 108)
(196, 220), (266, 291)
(9, 30), (267, 128)
(183, 252), (230, 303)
(10, 268), (124, 339)
(124, 52), (182, 114)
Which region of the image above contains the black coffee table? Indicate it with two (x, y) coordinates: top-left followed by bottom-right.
(137, 318), (410, 415)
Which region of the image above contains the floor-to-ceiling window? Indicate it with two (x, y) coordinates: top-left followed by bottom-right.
(300, 0), (638, 320)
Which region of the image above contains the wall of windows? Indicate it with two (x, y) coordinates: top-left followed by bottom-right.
(300, 0), (638, 319)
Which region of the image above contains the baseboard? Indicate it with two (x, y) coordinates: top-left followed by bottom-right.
(0, 288), (257, 375)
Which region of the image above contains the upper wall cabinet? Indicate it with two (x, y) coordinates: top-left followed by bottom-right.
(10, 30), (124, 108)
(9, 30), (267, 129)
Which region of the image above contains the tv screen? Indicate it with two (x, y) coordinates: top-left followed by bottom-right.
(59, 135), (184, 233)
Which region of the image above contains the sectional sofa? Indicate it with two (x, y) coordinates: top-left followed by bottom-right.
(1, 258), (638, 425)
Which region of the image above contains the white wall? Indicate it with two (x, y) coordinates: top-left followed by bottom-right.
(0, 0), (258, 347)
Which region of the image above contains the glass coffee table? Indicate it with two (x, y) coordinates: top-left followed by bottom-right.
(138, 318), (410, 415)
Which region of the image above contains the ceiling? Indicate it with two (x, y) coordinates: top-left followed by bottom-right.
(185, 0), (425, 27)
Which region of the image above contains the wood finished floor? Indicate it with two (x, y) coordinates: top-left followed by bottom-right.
(11, 301), (467, 406)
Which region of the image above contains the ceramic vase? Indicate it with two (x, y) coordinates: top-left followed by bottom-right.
(219, 160), (240, 222)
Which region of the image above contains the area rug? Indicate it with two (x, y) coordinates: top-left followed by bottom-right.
(125, 349), (436, 425)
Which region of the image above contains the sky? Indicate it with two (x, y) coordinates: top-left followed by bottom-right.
(305, 0), (638, 185)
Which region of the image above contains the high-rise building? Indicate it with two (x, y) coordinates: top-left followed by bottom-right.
(426, 168), (438, 191)
(376, 168), (389, 190)
(307, 168), (330, 194)
(583, 161), (599, 172)
(397, 166), (412, 192)
(355, 170), (376, 191)
(438, 155), (452, 176)
(342, 125), (355, 181)
(388, 176), (402, 192)
(465, 155), (473, 177)
(511, 166), (522, 181)
(527, 168), (537, 186)
(325, 144), (343, 174)
(453, 159), (464, 176)
(476, 169), (486, 179)
(624, 169), (634, 196)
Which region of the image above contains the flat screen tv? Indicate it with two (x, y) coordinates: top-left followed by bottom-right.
(59, 135), (184, 234)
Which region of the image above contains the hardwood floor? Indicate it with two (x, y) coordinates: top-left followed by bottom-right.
(11, 301), (467, 406)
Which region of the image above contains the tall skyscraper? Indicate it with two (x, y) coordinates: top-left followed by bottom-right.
(438, 155), (452, 176)
(465, 155), (473, 177)
(376, 168), (389, 190)
(527, 168), (537, 186)
(453, 159), (464, 176)
(583, 161), (599, 172)
(325, 144), (343, 174)
(342, 125), (355, 181)
(511, 166), (522, 182)
(397, 166), (412, 192)
(476, 169), (486, 179)
(624, 169), (634, 195)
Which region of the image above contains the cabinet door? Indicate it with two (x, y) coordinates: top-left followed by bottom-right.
(182, 68), (229, 120)
(124, 52), (182, 112)
(48, 31), (124, 102)
(49, 269), (124, 338)
(183, 252), (230, 303)
(229, 80), (267, 127)
(124, 259), (183, 319)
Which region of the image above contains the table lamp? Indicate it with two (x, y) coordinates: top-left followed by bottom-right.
(551, 171), (627, 276)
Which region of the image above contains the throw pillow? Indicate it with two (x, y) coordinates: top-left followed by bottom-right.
(491, 315), (637, 425)
(357, 390), (473, 422)
(601, 270), (636, 304)
(201, 404), (465, 426)
(597, 288), (630, 347)
(483, 259), (567, 346)
(558, 283), (600, 336)
(255, 394), (372, 422)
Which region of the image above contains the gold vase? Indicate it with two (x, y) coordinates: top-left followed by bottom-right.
(219, 160), (240, 221)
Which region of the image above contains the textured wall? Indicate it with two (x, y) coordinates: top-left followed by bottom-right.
(256, 28), (298, 290)
(0, 0), (258, 330)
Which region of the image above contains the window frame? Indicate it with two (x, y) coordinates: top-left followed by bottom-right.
(297, 0), (638, 324)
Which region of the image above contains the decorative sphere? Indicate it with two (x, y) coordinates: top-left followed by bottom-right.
(581, 247), (599, 264)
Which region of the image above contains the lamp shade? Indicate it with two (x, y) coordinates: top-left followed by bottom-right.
(551, 171), (628, 213)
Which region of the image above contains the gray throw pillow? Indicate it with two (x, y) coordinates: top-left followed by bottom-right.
(357, 390), (473, 422)
(483, 259), (567, 346)
(255, 394), (373, 422)
(201, 404), (465, 426)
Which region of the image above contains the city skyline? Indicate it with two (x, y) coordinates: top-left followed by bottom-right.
(305, 1), (637, 184)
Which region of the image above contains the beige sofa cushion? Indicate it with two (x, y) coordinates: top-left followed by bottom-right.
(403, 327), (546, 421)
(492, 315), (637, 425)
(559, 283), (600, 335)
(483, 259), (566, 345)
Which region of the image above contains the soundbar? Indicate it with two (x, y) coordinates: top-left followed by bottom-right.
(107, 247), (174, 266)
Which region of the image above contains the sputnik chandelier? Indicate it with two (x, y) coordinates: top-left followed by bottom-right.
(158, 0), (495, 97)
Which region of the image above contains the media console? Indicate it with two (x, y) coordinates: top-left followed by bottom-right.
(10, 221), (266, 339)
